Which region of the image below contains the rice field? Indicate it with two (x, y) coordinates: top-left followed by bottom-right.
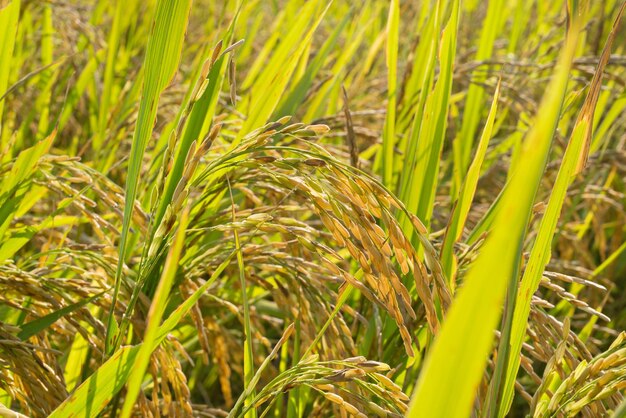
(1, 0), (626, 417)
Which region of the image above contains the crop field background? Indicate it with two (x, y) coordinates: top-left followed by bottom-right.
(1, 0), (626, 417)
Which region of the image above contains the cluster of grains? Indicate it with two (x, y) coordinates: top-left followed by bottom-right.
(206, 320), (235, 407)
(150, 122), (222, 259)
(187, 121), (452, 356)
(41, 156), (149, 236)
(0, 324), (67, 416)
(504, 264), (617, 412)
(533, 330), (626, 417)
(511, 307), (626, 417)
(250, 356), (408, 417)
(539, 271), (610, 321)
(135, 344), (193, 417)
(180, 272), (262, 409)
(0, 262), (108, 342)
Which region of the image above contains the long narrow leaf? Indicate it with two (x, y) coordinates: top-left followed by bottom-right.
(441, 81), (500, 287)
(0, 0), (19, 138)
(237, 0), (328, 139)
(120, 207), (189, 418)
(107, 0), (193, 354)
(18, 291), (106, 341)
(381, 0), (399, 188)
(400, 0), (458, 237)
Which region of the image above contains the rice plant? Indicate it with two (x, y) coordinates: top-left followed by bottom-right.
(0, 0), (625, 417)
